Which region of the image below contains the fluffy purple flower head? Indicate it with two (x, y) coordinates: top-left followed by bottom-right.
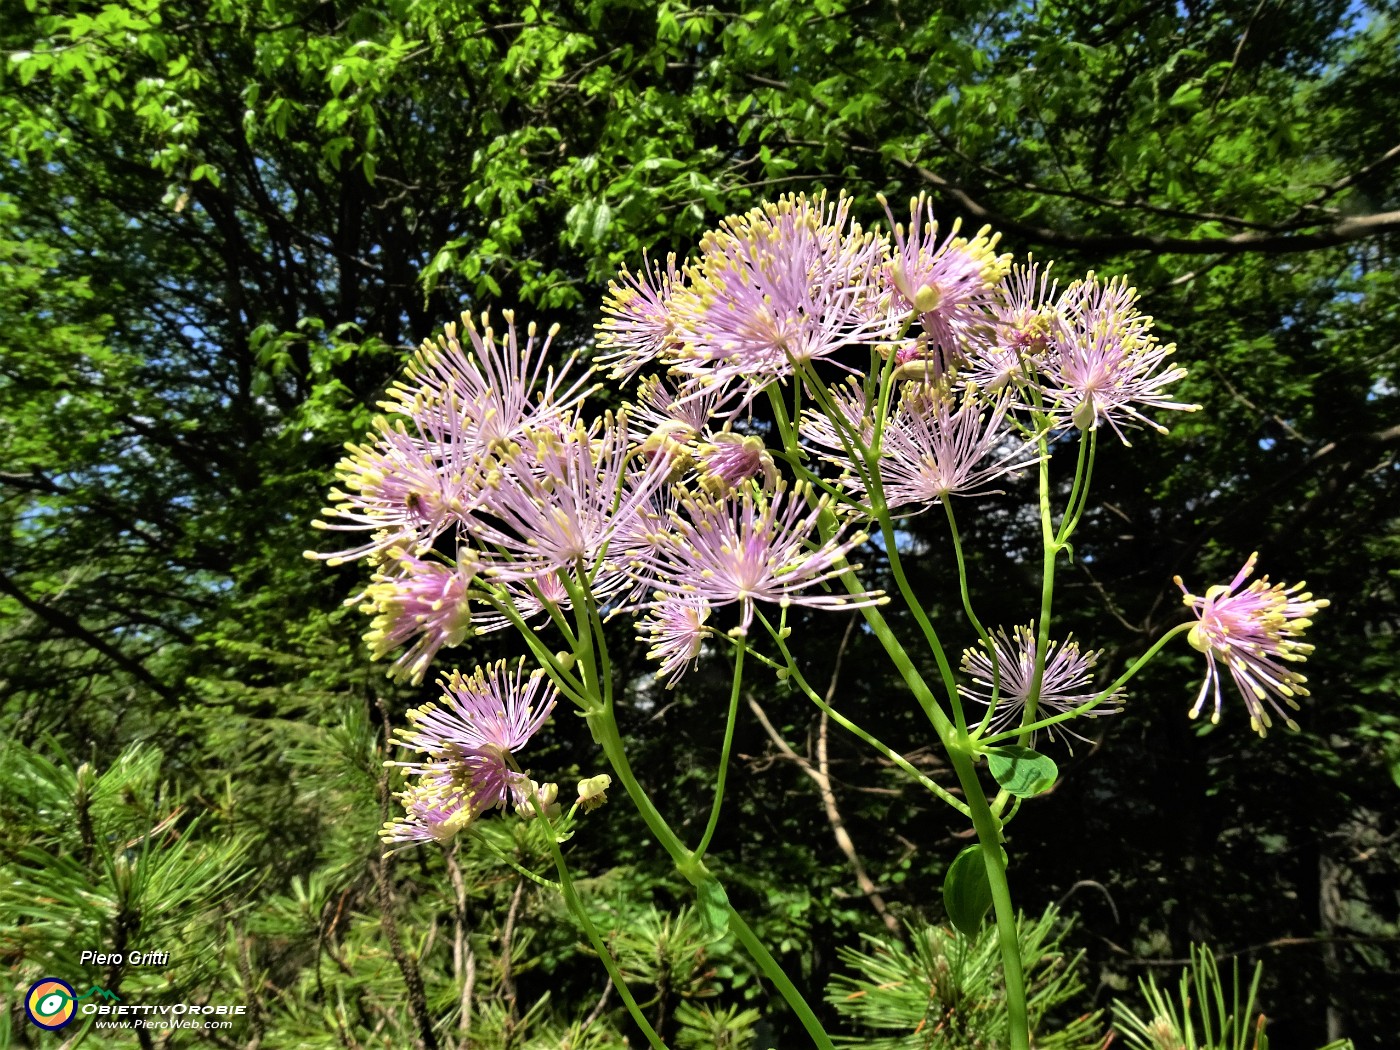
(312, 418), (484, 565)
(356, 551), (478, 684)
(798, 376), (878, 466)
(465, 412), (673, 589)
(473, 570), (573, 635)
(629, 480), (884, 634)
(637, 594), (712, 687)
(804, 384), (1040, 511)
(668, 192), (895, 388)
(597, 251), (687, 382)
(1043, 275), (1197, 442)
(392, 310), (594, 452)
(309, 310), (593, 565)
(379, 783), (479, 853)
(960, 624), (1123, 746)
(627, 375), (745, 442)
(698, 432), (780, 497)
(963, 260), (1067, 396)
(1175, 553), (1329, 735)
(391, 659), (558, 816)
(881, 193), (1010, 375)
(878, 386), (1040, 507)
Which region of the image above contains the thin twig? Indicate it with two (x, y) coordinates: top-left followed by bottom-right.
(748, 618), (901, 934)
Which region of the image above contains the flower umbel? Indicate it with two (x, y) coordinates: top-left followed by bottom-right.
(1176, 553), (1329, 735)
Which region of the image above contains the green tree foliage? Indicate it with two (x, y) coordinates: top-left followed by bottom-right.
(1, 0), (1397, 1046)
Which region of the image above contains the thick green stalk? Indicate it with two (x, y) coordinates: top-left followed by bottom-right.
(761, 373), (1027, 1047)
(559, 580), (836, 1049)
(945, 744), (1031, 1050)
(727, 908), (836, 1050)
(1057, 431), (1097, 543)
(833, 587), (1030, 1049)
(944, 500), (1004, 736)
(585, 704), (835, 1049)
(812, 517), (1031, 1050)
(1021, 436), (1059, 744)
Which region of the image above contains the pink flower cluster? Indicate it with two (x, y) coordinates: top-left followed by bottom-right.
(309, 190), (1327, 848)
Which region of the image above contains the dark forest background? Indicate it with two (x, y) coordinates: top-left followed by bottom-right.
(1, 1), (1397, 1047)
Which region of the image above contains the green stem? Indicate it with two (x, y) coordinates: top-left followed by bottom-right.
(944, 500), (1004, 737)
(945, 744), (1030, 1050)
(695, 636), (745, 860)
(775, 369), (963, 734)
(557, 577), (835, 1047)
(770, 369), (1028, 1049)
(478, 834), (560, 891)
(1057, 431), (1097, 544)
(727, 908), (836, 1050)
(1020, 436), (1059, 745)
(540, 817), (666, 1048)
(484, 592), (591, 705)
(588, 705), (835, 1047)
(523, 572), (579, 648)
(756, 610), (970, 817)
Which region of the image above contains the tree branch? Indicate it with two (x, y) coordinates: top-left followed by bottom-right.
(899, 159), (1400, 255)
(748, 617), (901, 934)
(0, 569), (180, 704)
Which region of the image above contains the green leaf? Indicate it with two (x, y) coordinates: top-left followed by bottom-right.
(942, 845), (993, 935)
(694, 875), (730, 939)
(986, 745), (1058, 798)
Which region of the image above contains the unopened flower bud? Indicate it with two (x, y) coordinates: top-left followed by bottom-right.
(516, 780), (560, 820)
(576, 774), (612, 812)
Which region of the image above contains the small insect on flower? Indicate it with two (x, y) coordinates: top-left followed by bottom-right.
(1175, 553), (1329, 735)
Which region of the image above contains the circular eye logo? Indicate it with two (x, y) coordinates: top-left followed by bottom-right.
(25, 978), (77, 1030)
